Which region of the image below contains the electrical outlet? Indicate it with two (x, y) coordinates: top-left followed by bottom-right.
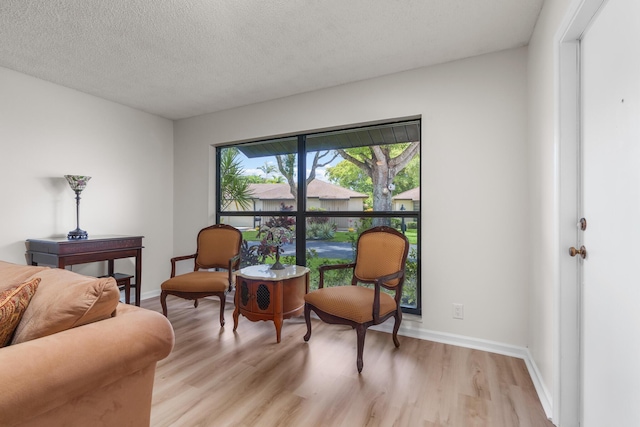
(453, 303), (464, 320)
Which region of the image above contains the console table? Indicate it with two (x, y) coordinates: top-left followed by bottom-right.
(233, 264), (309, 343)
(26, 235), (144, 306)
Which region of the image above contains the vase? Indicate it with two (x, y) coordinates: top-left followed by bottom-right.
(271, 246), (285, 270)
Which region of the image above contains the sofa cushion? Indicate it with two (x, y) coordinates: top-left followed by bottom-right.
(0, 277), (40, 347)
(11, 268), (120, 344)
(0, 261), (47, 293)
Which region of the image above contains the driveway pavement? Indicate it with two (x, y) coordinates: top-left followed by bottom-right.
(247, 240), (416, 260)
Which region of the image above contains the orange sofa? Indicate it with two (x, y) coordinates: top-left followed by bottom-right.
(0, 261), (174, 427)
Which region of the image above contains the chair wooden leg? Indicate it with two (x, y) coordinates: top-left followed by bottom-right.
(356, 324), (366, 373)
(160, 291), (168, 317)
(218, 293), (226, 327)
(194, 298), (199, 308)
(303, 304), (312, 342)
(393, 309), (402, 348)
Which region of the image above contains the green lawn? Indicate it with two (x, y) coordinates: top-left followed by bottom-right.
(403, 229), (417, 244)
(323, 231), (355, 243)
(241, 230), (260, 241)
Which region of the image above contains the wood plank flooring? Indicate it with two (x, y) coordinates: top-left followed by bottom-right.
(143, 296), (554, 427)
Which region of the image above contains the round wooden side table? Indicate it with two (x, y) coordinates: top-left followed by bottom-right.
(233, 264), (309, 343)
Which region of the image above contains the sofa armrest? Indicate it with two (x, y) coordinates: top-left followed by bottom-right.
(0, 303), (174, 426)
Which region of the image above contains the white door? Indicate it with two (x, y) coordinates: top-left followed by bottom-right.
(581, 0), (640, 424)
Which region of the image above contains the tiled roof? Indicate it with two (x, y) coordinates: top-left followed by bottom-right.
(248, 180), (368, 200)
(392, 187), (420, 201)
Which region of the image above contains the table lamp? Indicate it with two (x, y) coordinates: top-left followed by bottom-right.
(64, 175), (91, 240)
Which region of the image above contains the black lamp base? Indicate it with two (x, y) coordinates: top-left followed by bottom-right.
(67, 228), (88, 240)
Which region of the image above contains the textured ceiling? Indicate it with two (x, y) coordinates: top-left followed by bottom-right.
(0, 0), (543, 120)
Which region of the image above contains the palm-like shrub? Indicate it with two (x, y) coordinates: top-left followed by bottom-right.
(306, 222), (337, 240)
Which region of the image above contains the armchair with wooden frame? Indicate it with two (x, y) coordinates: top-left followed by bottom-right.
(303, 226), (410, 372)
(160, 224), (242, 327)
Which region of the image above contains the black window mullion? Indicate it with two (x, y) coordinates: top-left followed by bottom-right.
(215, 147), (221, 223)
(296, 135), (306, 265)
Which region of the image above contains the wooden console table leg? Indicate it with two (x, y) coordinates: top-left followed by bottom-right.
(134, 249), (142, 306)
(124, 280), (131, 305)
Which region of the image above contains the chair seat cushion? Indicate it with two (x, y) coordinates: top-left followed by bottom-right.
(304, 286), (397, 324)
(161, 271), (231, 293)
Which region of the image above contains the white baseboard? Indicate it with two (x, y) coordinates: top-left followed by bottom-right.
(141, 289), (161, 300)
(372, 319), (553, 420)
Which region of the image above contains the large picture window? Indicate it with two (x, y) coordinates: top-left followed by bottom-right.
(216, 120), (421, 314)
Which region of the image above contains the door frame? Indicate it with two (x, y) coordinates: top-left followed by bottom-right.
(556, 0), (607, 425)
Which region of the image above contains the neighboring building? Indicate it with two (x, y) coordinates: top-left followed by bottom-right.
(223, 180), (368, 229)
(392, 187), (420, 212)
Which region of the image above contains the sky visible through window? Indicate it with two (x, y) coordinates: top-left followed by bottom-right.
(237, 151), (340, 182)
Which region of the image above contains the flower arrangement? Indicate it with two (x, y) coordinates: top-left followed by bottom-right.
(261, 226), (295, 270)
(240, 206), (296, 270)
(263, 226), (295, 248)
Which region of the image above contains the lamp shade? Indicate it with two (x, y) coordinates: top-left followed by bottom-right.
(64, 175), (91, 192)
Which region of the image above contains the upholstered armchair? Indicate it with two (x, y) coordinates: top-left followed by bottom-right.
(303, 226), (410, 372)
(161, 224), (242, 327)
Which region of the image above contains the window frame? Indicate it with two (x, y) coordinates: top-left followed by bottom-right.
(215, 120), (421, 315)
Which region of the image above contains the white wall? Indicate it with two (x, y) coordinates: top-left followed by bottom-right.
(174, 47), (530, 346)
(0, 66), (174, 297)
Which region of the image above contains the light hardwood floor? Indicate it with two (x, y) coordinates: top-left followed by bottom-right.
(143, 296), (554, 427)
